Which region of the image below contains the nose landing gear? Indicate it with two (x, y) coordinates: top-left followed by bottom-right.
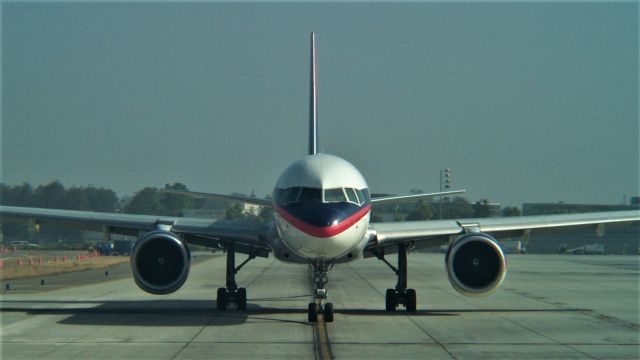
(308, 260), (334, 322)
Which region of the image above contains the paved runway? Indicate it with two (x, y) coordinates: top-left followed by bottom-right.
(1, 253), (638, 359)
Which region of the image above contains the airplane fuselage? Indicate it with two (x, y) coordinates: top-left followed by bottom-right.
(271, 154), (372, 263)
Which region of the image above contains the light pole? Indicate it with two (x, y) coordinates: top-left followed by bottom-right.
(439, 168), (451, 220)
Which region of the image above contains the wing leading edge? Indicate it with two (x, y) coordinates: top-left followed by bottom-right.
(371, 190), (465, 204)
(369, 210), (640, 248)
(162, 190), (272, 207)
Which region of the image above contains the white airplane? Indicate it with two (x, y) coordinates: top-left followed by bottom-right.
(1, 33), (638, 323)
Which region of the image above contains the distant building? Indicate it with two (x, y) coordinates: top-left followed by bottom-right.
(486, 203), (501, 217)
(243, 203), (260, 216)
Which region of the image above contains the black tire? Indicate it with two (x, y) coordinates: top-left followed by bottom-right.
(307, 303), (320, 322)
(217, 288), (227, 311)
(385, 289), (396, 311)
(323, 302), (334, 322)
(406, 289), (417, 312)
(237, 288), (247, 310)
(308, 302), (319, 322)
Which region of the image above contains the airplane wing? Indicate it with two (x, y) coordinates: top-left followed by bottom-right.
(371, 190), (465, 204)
(162, 190), (272, 207)
(0, 205), (271, 256)
(367, 210), (640, 252)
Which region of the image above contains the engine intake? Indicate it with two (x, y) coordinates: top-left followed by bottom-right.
(131, 230), (190, 295)
(445, 233), (506, 296)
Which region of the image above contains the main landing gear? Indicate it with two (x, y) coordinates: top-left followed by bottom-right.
(308, 260), (334, 323)
(217, 244), (255, 311)
(376, 243), (417, 312)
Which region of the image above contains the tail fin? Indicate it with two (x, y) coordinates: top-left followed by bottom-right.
(309, 32), (318, 155)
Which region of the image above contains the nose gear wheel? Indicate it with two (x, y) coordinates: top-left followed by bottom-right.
(308, 260), (334, 323)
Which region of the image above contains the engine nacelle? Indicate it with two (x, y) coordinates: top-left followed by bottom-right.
(445, 232), (506, 296)
(131, 230), (190, 295)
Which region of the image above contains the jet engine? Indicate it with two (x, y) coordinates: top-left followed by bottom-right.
(131, 230), (190, 295)
(445, 232), (506, 296)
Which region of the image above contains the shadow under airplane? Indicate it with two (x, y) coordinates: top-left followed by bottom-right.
(0, 299), (587, 327)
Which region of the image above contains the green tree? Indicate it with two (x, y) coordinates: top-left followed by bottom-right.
(1, 182), (34, 206)
(34, 181), (66, 209)
(86, 187), (118, 212)
(473, 199), (491, 218)
(257, 206), (274, 222)
(406, 200), (433, 221)
(225, 203), (244, 220)
(161, 183), (193, 216)
(61, 186), (91, 210)
(31, 181), (87, 244)
(1, 181), (119, 245)
(443, 196), (473, 219)
(124, 187), (163, 215)
(501, 206), (522, 217)
(0, 183), (33, 240)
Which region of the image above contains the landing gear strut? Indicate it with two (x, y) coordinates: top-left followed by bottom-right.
(308, 260), (334, 322)
(377, 243), (417, 312)
(217, 244), (254, 311)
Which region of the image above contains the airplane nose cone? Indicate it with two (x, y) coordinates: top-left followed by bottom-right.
(301, 207), (345, 227)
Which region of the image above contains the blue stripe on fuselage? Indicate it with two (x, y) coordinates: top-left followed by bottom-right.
(279, 202), (366, 227)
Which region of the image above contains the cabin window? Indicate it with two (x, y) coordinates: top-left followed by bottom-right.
(324, 188), (346, 203)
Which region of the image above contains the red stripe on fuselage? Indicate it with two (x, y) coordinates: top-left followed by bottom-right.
(274, 204), (371, 238)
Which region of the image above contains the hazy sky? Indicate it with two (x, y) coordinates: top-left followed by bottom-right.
(2, 1), (638, 207)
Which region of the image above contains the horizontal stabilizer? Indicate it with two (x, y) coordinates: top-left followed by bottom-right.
(163, 190), (272, 207)
(371, 190), (466, 204)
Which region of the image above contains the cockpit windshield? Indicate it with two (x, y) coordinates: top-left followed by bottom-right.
(276, 187), (320, 205)
(275, 186), (370, 206)
(298, 187), (322, 203)
(345, 188), (358, 203)
(324, 188), (346, 203)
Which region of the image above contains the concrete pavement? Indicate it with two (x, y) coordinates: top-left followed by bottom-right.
(1, 253), (638, 359)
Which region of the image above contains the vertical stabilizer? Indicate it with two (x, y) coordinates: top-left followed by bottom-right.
(309, 32), (318, 155)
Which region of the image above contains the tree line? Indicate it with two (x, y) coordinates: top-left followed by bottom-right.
(371, 197), (521, 223)
(1, 181), (119, 245)
(0, 181), (271, 245)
